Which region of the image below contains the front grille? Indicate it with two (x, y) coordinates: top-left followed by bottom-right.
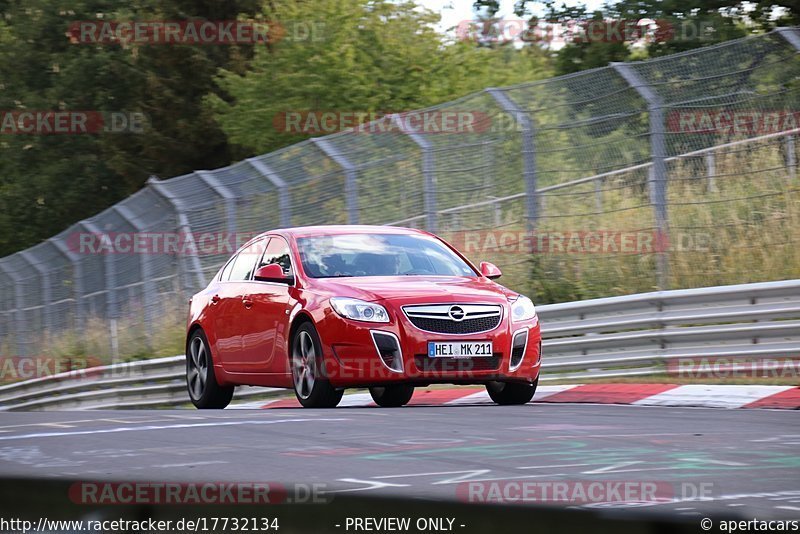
(408, 315), (501, 334)
(414, 354), (501, 372)
(403, 304), (502, 334)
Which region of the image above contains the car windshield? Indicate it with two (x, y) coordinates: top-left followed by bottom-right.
(297, 233), (477, 278)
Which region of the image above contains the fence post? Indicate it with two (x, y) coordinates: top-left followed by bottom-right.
(79, 219), (119, 362)
(775, 27), (800, 51)
(392, 114), (437, 232)
(594, 179), (603, 213)
(705, 151), (717, 191)
(18, 250), (51, 333)
(0, 260), (26, 356)
(0, 272), (8, 348)
(49, 237), (84, 334)
(195, 170), (238, 235)
(147, 177), (207, 292)
(113, 204), (156, 346)
(310, 138), (359, 224)
(486, 88), (538, 233)
(246, 158), (292, 227)
(776, 28), (800, 181)
(612, 63), (670, 290)
(79, 220), (118, 321)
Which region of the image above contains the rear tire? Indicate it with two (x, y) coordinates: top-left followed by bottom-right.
(186, 329), (234, 409)
(369, 384), (415, 407)
(291, 322), (343, 408)
(486, 379), (537, 406)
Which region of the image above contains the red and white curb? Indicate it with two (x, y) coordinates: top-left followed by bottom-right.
(230, 383), (800, 410)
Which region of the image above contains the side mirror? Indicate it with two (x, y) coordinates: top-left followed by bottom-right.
(479, 261), (502, 280)
(254, 264), (294, 284)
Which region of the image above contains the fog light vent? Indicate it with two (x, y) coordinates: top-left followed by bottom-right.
(510, 329), (529, 371)
(371, 331), (403, 372)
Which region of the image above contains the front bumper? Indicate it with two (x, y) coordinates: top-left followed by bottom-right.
(316, 302), (542, 388)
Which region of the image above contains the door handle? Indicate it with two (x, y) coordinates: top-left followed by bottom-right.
(242, 298), (253, 309)
(211, 295), (221, 304)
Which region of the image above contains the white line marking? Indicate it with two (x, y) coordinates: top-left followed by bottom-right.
(328, 479), (410, 493)
(582, 461), (643, 474)
(153, 460), (229, 468)
(0, 418), (349, 442)
(547, 433), (689, 439)
(0, 417), (174, 430)
(369, 470), (571, 485)
(582, 466), (681, 475)
(640, 490), (800, 508)
(375, 470), (491, 485)
(678, 458), (748, 466)
(518, 463), (591, 470)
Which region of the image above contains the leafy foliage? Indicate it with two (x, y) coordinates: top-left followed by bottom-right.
(209, 0), (552, 156)
(0, 0), (260, 256)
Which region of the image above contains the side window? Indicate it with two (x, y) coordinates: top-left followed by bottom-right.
(258, 237), (293, 276)
(219, 255), (236, 281)
(228, 238), (266, 281)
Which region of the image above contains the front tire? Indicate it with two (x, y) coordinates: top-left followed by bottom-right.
(186, 329), (234, 409)
(369, 385), (414, 407)
(486, 379), (537, 405)
(291, 322), (343, 408)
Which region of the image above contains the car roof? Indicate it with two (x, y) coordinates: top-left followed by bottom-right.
(262, 225), (431, 239)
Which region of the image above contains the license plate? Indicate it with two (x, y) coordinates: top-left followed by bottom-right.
(428, 341), (493, 358)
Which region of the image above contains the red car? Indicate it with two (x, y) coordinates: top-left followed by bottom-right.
(185, 225), (541, 409)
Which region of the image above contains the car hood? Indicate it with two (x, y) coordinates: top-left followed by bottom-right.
(309, 275), (515, 304)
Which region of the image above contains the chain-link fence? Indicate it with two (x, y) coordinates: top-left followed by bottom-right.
(2, 28), (800, 358)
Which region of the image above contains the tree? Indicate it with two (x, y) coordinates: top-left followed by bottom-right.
(209, 0), (552, 155)
(0, 0), (260, 256)
(500, 0), (799, 75)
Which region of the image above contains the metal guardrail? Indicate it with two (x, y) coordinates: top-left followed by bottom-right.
(540, 279), (800, 378)
(0, 355), (283, 411)
(0, 279), (797, 410)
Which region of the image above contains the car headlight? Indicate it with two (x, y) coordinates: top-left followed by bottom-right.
(510, 295), (537, 322)
(330, 297), (390, 323)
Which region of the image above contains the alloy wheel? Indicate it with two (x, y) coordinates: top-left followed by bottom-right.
(187, 336), (208, 400)
(292, 330), (316, 399)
